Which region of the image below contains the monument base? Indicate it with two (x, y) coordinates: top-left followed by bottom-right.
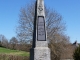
(30, 47), (51, 60)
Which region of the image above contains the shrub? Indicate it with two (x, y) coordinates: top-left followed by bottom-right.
(0, 54), (29, 60)
(73, 45), (80, 60)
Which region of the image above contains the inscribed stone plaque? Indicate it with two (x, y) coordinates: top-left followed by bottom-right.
(37, 16), (46, 41)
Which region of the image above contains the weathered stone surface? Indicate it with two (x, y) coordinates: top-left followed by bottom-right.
(37, 0), (45, 16)
(36, 41), (48, 47)
(34, 47), (50, 60)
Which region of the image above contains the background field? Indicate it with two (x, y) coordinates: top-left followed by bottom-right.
(0, 47), (29, 56)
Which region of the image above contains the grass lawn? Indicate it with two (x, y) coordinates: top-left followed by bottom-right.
(0, 47), (29, 56)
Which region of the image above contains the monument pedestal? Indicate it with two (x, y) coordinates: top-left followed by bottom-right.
(34, 47), (50, 60)
(30, 41), (51, 60)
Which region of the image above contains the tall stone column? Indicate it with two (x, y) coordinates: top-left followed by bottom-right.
(30, 0), (51, 60)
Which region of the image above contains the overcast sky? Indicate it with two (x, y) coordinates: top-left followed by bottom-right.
(0, 0), (80, 43)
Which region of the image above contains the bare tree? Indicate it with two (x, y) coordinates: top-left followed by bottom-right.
(49, 33), (70, 60)
(9, 37), (18, 49)
(16, 1), (66, 44)
(16, 1), (71, 60)
(0, 34), (8, 48)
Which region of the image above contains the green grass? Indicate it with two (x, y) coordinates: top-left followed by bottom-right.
(0, 47), (29, 56)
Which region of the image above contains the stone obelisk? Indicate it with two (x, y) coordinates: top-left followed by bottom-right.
(30, 0), (51, 60)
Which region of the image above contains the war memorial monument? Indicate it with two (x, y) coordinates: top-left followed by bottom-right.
(30, 0), (51, 60)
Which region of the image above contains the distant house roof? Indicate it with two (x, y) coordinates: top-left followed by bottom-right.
(73, 41), (79, 47)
